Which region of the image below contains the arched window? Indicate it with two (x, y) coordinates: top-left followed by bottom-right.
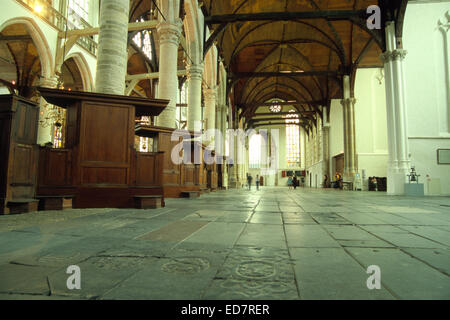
(132, 18), (153, 60)
(68, 0), (89, 29)
(176, 81), (188, 129)
(249, 133), (262, 168)
(285, 110), (300, 167)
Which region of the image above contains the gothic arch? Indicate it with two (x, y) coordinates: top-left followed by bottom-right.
(64, 52), (94, 91)
(0, 16), (53, 81)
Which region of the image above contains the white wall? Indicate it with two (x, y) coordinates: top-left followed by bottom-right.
(403, 1), (450, 195)
(354, 68), (389, 189)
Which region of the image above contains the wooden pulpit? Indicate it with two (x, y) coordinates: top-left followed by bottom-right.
(37, 88), (168, 209)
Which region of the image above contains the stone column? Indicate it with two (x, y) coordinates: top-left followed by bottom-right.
(300, 127), (306, 169)
(204, 87), (217, 133)
(392, 49), (410, 175)
(438, 13), (450, 132)
(341, 98), (357, 181)
(95, 0), (129, 95)
(186, 63), (203, 132)
(156, 21), (182, 128)
(322, 124), (330, 182)
(341, 75), (357, 182)
(381, 21), (411, 194)
(215, 104), (223, 154)
(227, 106), (239, 188)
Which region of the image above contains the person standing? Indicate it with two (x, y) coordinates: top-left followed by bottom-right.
(292, 175), (298, 190)
(247, 174), (253, 190)
(256, 174), (260, 190)
(323, 174), (329, 188)
(287, 176), (293, 189)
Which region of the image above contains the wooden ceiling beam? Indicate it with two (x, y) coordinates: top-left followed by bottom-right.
(205, 10), (368, 24)
(0, 35), (33, 42)
(247, 100), (325, 107)
(250, 117), (308, 122)
(232, 71), (339, 79)
(251, 111), (317, 116)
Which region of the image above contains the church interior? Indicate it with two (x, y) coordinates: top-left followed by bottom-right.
(0, 0), (449, 300)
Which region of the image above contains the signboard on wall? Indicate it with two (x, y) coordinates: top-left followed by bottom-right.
(437, 149), (450, 164)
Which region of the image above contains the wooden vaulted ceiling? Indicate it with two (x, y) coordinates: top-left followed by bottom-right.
(204, 0), (381, 122)
(201, 0), (407, 126)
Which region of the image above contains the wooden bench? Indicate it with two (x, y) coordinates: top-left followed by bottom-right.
(181, 191), (200, 198)
(134, 195), (163, 209)
(36, 195), (74, 211)
(7, 198), (39, 214)
(200, 188), (210, 194)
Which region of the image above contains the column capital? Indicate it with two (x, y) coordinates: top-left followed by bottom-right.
(187, 63), (204, 81)
(39, 75), (59, 88)
(392, 49), (407, 61)
(380, 51), (394, 64)
(340, 97), (356, 107)
(203, 87), (217, 100)
(438, 11), (450, 33)
(157, 21), (182, 46)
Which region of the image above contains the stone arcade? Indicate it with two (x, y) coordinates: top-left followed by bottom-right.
(0, 0), (449, 301)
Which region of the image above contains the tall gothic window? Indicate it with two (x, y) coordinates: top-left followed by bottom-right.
(132, 18), (153, 60)
(176, 81), (188, 129)
(285, 110), (300, 167)
(249, 133), (262, 168)
(68, 0), (89, 29)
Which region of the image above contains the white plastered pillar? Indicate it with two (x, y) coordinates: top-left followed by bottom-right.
(186, 63), (203, 132)
(156, 21), (182, 128)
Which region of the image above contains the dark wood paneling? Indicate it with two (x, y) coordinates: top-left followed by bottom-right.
(0, 95), (39, 214)
(38, 148), (72, 187)
(35, 89), (169, 209)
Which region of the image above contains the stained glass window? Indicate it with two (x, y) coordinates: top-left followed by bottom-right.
(285, 110), (300, 166)
(176, 81), (188, 129)
(53, 124), (63, 149)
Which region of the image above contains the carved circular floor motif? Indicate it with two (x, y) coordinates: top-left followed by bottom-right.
(236, 261), (276, 280)
(162, 257), (210, 274)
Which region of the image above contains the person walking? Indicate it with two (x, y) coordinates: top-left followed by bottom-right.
(292, 175), (298, 190)
(323, 174), (329, 188)
(256, 174), (260, 190)
(287, 176), (293, 189)
(247, 174), (253, 190)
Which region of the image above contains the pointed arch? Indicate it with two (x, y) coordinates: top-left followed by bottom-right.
(64, 52), (94, 91)
(0, 16), (53, 80)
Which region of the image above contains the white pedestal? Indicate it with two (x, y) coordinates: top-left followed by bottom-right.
(404, 183), (425, 196)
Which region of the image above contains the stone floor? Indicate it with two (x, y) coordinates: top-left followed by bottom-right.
(0, 187), (449, 300)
